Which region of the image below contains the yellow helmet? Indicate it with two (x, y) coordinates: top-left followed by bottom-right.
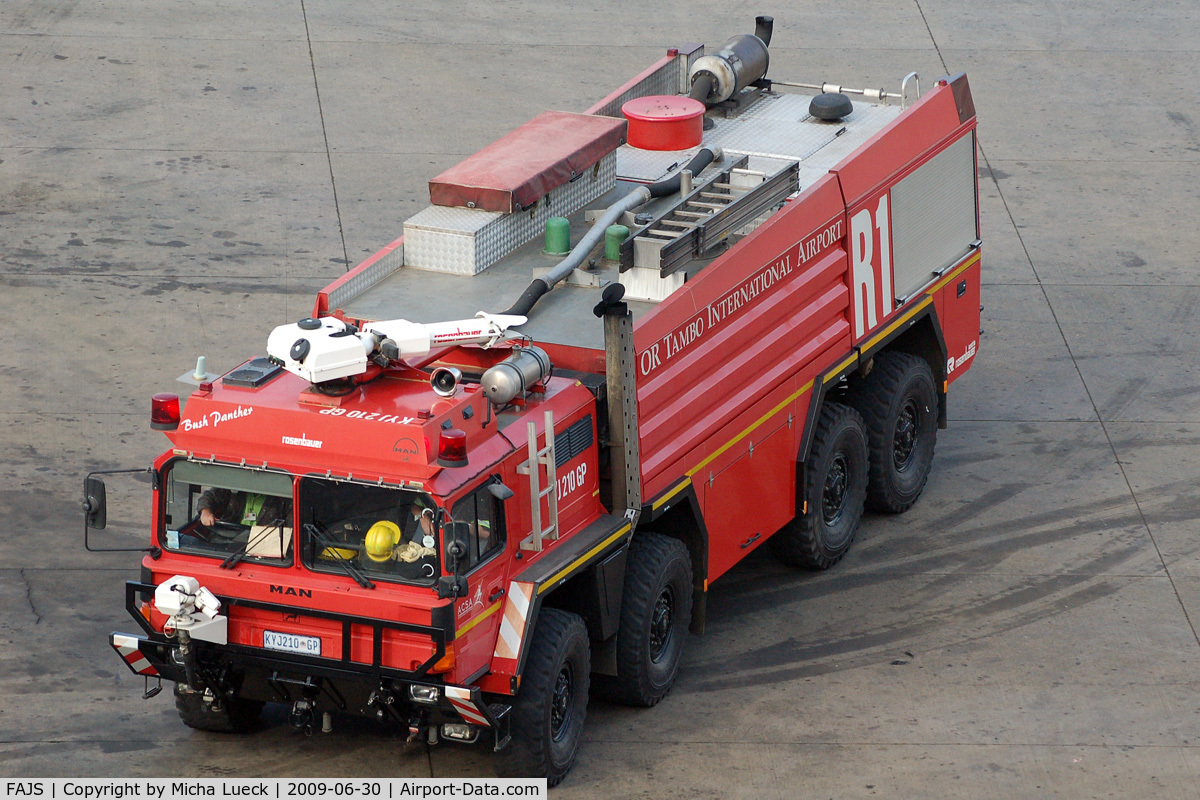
(364, 520), (402, 562)
(319, 546), (358, 561)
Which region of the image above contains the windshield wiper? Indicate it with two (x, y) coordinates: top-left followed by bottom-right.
(220, 519), (285, 570)
(303, 523), (375, 589)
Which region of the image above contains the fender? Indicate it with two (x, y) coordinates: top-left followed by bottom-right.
(640, 477), (710, 634)
(486, 514), (632, 692)
(796, 297), (951, 514)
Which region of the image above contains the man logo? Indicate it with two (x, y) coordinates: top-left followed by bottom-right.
(270, 585), (313, 598)
(393, 437), (420, 461)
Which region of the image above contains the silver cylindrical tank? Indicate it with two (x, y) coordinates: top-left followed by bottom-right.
(688, 31), (771, 105)
(481, 346), (552, 405)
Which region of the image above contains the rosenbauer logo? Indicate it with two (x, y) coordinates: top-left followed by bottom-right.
(281, 433), (323, 449)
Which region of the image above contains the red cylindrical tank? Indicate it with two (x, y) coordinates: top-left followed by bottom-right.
(622, 96), (706, 151)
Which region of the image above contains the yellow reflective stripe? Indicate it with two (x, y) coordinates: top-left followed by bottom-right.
(926, 251), (981, 296)
(537, 523), (632, 595)
(650, 479), (692, 511)
(456, 600), (501, 637)
(859, 295), (934, 354)
(686, 379), (815, 478)
(822, 353), (859, 384)
(668, 252), (981, 504)
(681, 288), (939, 482)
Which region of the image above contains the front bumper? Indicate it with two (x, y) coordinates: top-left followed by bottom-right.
(113, 581), (505, 735)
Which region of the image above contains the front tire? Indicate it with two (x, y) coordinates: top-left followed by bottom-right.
(494, 609), (590, 786)
(770, 402), (868, 570)
(607, 533), (693, 707)
(850, 352), (938, 513)
(174, 683), (263, 733)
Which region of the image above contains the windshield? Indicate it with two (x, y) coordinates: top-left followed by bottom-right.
(299, 478), (440, 586)
(162, 461), (295, 565)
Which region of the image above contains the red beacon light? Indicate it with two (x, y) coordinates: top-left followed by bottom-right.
(436, 428), (469, 468)
(150, 393), (180, 431)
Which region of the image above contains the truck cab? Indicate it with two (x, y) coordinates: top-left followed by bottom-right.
(102, 347), (618, 750)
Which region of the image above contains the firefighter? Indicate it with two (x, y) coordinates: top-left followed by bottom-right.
(402, 496), (437, 546)
(198, 487), (291, 528)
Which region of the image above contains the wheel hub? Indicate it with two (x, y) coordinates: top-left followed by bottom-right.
(822, 453), (849, 524)
(893, 399), (920, 471)
(649, 586), (675, 662)
(550, 663), (573, 740)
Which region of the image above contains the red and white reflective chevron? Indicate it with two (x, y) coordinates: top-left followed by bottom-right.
(444, 686), (490, 727)
(111, 634), (158, 676)
(493, 580), (534, 663)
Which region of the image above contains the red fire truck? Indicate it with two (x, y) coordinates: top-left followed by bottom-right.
(89, 18), (980, 784)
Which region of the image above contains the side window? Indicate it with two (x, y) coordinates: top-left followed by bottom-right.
(452, 482), (504, 572)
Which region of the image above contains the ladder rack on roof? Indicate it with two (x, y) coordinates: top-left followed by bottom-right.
(620, 157), (800, 277)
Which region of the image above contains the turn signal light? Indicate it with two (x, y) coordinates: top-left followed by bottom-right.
(431, 644), (456, 674)
(437, 428), (469, 468)
(151, 393), (180, 430)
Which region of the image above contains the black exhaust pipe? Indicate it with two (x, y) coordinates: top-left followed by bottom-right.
(755, 15), (774, 47)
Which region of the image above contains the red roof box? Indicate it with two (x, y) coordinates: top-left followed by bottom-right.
(429, 111), (627, 213)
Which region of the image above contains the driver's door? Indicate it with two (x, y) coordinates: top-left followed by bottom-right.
(447, 479), (508, 680)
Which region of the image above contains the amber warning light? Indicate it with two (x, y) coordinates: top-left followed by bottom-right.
(151, 393), (180, 430)
(437, 428), (469, 468)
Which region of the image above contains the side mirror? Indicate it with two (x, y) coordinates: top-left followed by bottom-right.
(436, 574), (469, 599)
(488, 482), (515, 501)
(84, 476), (107, 530)
(83, 467), (159, 556)
(444, 520), (470, 569)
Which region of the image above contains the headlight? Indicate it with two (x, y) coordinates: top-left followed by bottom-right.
(408, 684), (440, 705)
(440, 723), (479, 743)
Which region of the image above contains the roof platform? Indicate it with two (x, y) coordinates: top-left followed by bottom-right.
(335, 89), (907, 352)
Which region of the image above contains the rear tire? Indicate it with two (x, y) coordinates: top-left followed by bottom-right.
(174, 683), (263, 733)
(849, 352), (938, 513)
(770, 402), (868, 570)
(607, 533), (693, 707)
(494, 609), (589, 786)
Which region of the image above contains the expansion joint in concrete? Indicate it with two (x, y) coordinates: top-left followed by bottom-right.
(300, 0), (350, 270)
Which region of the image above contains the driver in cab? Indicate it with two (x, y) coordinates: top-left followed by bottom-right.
(198, 488), (291, 528)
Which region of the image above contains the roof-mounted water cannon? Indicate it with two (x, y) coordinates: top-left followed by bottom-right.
(266, 312), (527, 384)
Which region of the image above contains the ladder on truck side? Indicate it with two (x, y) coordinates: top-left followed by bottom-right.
(518, 411), (558, 552)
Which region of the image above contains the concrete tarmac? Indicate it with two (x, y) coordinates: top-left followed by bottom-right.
(3, 1), (1199, 797)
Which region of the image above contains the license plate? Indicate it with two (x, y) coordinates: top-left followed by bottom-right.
(263, 630), (321, 656)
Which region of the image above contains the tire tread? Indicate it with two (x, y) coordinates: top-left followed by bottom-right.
(770, 402), (867, 570)
(174, 685), (262, 733)
(609, 534), (692, 707)
(847, 352), (937, 513)
(494, 608), (589, 786)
